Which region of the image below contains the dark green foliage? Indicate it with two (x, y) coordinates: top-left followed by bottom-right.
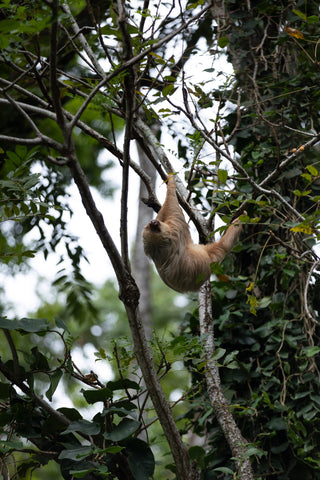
(172, 1), (320, 478)
(0, 319), (154, 480)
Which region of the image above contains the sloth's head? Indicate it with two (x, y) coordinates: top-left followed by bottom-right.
(142, 219), (171, 260)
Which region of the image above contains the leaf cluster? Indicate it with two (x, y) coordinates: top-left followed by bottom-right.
(0, 317), (155, 480)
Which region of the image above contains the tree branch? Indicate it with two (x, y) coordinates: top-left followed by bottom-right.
(49, 0), (68, 134)
(0, 357), (71, 427)
(198, 282), (254, 480)
(61, 1), (106, 79)
(117, 0), (135, 271)
(66, 148), (194, 479)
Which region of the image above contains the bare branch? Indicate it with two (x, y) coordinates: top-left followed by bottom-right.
(134, 116), (219, 239)
(68, 2), (212, 128)
(0, 358), (71, 427)
(0, 135), (42, 146)
(117, 0), (136, 271)
(61, 1), (106, 79)
(49, 0), (68, 133)
(2, 91), (41, 135)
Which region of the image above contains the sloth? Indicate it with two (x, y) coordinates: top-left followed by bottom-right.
(142, 174), (243, 293)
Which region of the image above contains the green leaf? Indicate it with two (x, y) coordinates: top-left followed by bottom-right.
(62, 420), (101, 436)
(0, 382), (10, 399)
(12, 204), (20, 216)
(293, 189), (311, 197)
(186, 0), (204, 9)
(214, 467), (234, 474)
(0, 19), (37, 33)
(82, 387), (113, 404)
(306, 15), (319, 24)
(69, 467), (110, 478)
(105, 446), (124, 453)
(217, 169), (228, 184)
(301, 173), (312, 182)
(162, 84), (176, 97)
(4, 205), (12, 217)
(218, 36), (229, 48)
(188, 445), (206, 467)
(265, 417), (287, 431)
(243, 446), (266, 458)
(212, 347), (226, 361)
(46, 369), (63, 402)
(22, 250), (36, 258)
(304, 346), (320, 357)
(126, 438), (155, 480)
(292, 9), (307, 21)
(0, 317), (49, 332)
(54, 317), (70, 332)
(259, 296), (272, 309)
(58, 446), (93, 461)
(30, 346), (49, 370)
(107, 379), (140, 392)
(103, 418), (140, 441)
(0, 440), (24, 453)
(306, 164), (318, 176)
(99, 25), (121, 38)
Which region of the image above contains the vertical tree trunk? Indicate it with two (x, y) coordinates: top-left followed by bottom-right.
(198, 282), (254, 480)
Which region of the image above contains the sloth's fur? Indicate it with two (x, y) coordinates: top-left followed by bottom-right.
(143, 175), (243, 293)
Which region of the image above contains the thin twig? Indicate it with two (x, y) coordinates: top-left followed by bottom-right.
(61, 1), (106, 79)
(303, 259), (320, 324)
(49, 0), (67, 133)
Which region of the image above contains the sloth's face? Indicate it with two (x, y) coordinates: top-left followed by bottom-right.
(142, 219), (172, 260)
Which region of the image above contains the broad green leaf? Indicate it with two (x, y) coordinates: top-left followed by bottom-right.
(218, 36), (229, 48)
(103, 418), (140, 441)
(46, 369), (63, 402)
(0, 317), (49, 332)
(306, 164), (318, 176)
(212, 347), (226, 361)
(304, 346), (320, 357)
(107, 379), (140, 392)
(259, 296), (272, 309)
(292, 9), (307, 21)
(54, 317), (70, 332)
(189, 445), (206, 463)
(217, 169), (228, 184)
(0, 382), (10, 399)
(58, 446), (93, 461)
(162, 84), (175, 97)
(105, 446), (124, 453)
(306, 15), (319, 24)
(293, 189), (311, 197)
(301, 173), (312, 182)
(290, 225), (313, 234)
(82, 387), (113, 404)
(62, 420), (101, 436)
(126, 438), (155, 480)
(214, 467), (234, 474)
(0, 440), (24, 453)
(243, 446), (266, 458)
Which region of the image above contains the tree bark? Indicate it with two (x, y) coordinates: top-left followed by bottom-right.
(198, 281), (254, 480)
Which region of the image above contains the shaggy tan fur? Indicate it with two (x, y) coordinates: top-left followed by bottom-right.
(143, 175), (243, 293)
